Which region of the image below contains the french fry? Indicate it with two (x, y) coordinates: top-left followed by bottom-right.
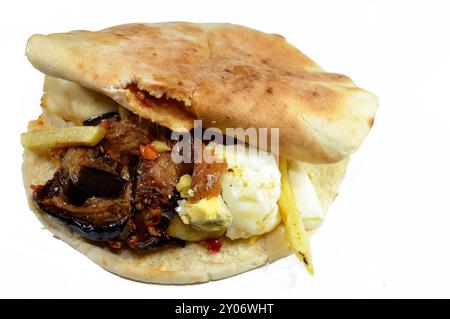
(278, 157), (314, 275)
(21, 126), (106, 151)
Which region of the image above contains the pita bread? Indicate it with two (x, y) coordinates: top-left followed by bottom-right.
(26, 22), (377, 164)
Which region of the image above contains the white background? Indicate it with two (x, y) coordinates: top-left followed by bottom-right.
(1, 0), (449, 298)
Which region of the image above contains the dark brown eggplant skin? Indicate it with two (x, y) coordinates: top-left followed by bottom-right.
(75, 167), (127, 198)
(33, 169), (133, 242)
(83, 112), (120, 126)
(38, 203), (129, 242)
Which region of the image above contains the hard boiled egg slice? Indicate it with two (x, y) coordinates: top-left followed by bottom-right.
(219, 144), (282, 240)
(175, 196), (232, 233)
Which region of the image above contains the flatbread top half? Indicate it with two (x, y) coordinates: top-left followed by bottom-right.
(26, 22), (378, 164)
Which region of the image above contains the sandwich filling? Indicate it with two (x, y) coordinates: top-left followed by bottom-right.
(23, 77), (324, 258)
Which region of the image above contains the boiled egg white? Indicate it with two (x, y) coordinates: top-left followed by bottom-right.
(42, 76), (118, 122)
(288, 160), (324, 230)
(219, 144), (281, 240)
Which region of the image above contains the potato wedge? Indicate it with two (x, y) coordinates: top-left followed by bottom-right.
(21, 126), (106, 151)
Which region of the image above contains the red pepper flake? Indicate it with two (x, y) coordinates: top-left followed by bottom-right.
(140, 144), (158, 161)
(205, 238), (223, 253)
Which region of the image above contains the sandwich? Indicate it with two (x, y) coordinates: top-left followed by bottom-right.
(21, 22), (378, 284)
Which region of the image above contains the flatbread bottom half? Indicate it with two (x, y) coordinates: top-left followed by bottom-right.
(22, 114), (349, 284)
